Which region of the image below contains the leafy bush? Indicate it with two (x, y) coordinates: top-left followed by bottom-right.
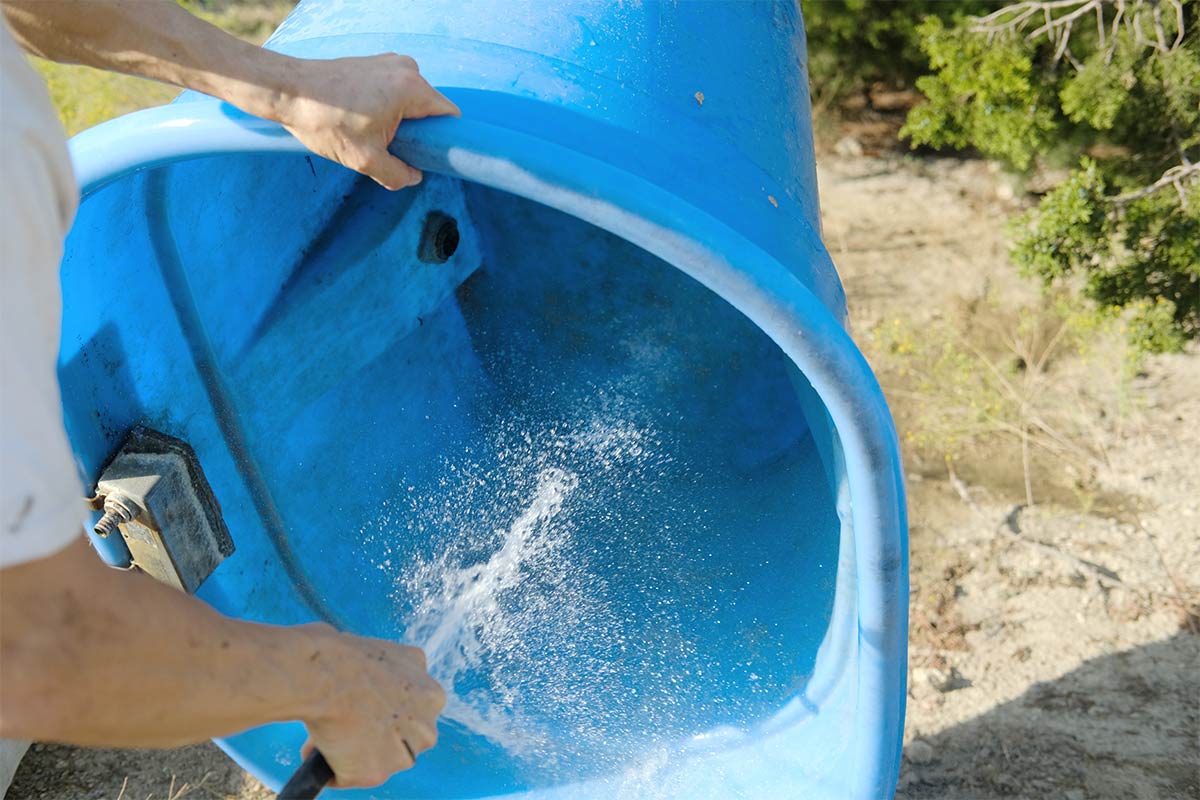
(899, 0), (1199, 350)
(800, 0), (1000, 99)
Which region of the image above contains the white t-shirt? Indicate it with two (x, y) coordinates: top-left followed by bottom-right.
(0, 19), (85, 568)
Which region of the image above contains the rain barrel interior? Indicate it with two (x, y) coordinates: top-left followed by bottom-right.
(59, 152), (845, 796)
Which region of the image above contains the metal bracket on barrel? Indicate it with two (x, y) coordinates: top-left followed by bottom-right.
(89, 426), (234, 594)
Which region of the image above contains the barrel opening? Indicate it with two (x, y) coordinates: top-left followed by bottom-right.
(419, 210), (460, 264)
(60, 153), (851, 796)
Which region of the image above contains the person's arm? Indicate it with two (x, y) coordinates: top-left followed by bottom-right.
(0, 538), (445, 788)
(1, 0), (460, 190)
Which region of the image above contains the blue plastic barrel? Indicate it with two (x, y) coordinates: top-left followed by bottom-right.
(59, 1), (907, 797)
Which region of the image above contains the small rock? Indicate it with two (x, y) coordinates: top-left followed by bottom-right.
(910, 667), (936, 696)
(906, 739), (935, 765)
(834, 135), (864, 158)
(1065, 790), (1085, 800)
(913, 666), (972, 694)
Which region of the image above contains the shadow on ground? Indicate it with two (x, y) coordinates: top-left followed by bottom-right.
(898, 630), (1200, 800)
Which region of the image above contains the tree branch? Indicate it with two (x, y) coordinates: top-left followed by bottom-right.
(971, 0), (1185, 58)
(1111, 162), (1200, 207)
(1027, 0), (1101, 42)
(972, 0), (1099, 39)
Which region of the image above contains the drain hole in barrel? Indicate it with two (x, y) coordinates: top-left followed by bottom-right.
(419, 211), (460, 264)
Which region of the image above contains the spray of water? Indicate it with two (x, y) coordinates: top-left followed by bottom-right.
(353, 380), (804, 798)
(402, 466), (581, 756)
(371, 407), (703, 781)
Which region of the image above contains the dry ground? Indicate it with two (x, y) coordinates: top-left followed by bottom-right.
(821, 154), (1199, 800)
(10, 152), (1198, 799)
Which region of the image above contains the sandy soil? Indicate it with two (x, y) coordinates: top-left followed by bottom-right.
(9, 153), (1198, 799)
(821, 154), (1199, 800)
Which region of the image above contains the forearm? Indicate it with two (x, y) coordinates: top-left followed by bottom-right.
(1, 0), (293, 122)
(2, 0), (461, 191)
(0, 537), (329, 747)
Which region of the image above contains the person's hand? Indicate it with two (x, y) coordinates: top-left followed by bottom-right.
(274, 53), (460, 191)
(4, 2), (458, 190)
(299, 624), (446, 788)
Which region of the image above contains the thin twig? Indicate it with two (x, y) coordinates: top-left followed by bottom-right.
(1028, 0), (1100, 42)
(1107, 0), (1126, 62)
(1132, 514), (1200, 633)
(1031, 319), (1071, 375)
(1021, 424), (1036, 506)
(972, 0), (1184, 60)
(1111, 162), (1200, 207)
(161, 776), (192, 800)
(1171, 0), (1185, 49)
(1052, 18), (1074, 64)
(959, 333), (1102, 470)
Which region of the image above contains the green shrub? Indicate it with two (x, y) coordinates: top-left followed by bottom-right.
(900, 17), (1059, 169)
(801, 0), (1000, 98)
(898, 0), (1199, 351)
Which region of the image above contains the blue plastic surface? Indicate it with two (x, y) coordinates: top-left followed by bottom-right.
(60, 2), (907, 798)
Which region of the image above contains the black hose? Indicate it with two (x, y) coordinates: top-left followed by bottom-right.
(277, 749), (334, 800)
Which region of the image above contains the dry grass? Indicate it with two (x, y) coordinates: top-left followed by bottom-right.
(34, 1), (295, 136)
(864, 291), (1148, 516)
